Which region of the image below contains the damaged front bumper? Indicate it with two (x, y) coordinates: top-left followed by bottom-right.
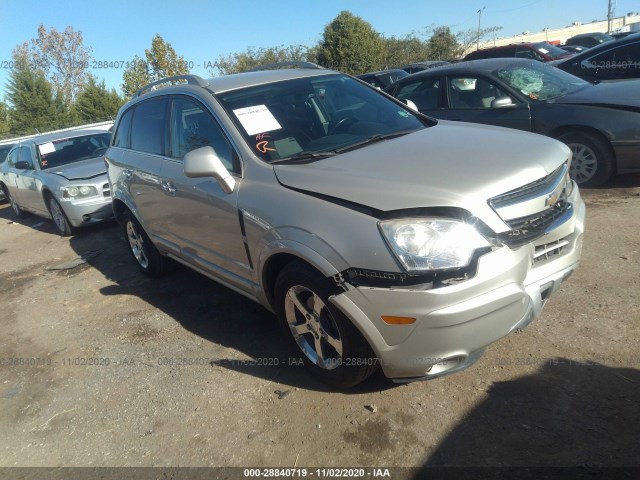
(330, 187), (585, 381)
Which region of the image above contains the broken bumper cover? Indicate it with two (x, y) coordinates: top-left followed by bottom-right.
(330, 189), (585, 381)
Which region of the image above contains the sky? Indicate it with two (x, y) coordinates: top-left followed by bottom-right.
(0, 0), (630, 97)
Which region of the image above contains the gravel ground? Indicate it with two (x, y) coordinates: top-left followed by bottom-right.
(0, 176), (639, 469)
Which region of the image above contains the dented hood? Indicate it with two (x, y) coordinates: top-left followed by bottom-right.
(274, 121), (570, 232)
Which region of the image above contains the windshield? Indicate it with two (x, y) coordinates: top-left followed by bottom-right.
(494, 62), (589, 101)
(38, 132), (111, 169)
(216, 74), (426, 162)
(532, 42), (571, 60)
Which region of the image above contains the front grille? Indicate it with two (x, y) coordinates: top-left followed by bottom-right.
(490, 163), (567, 210)
(102, 183), (111, 198)
(489, 163), (572, 247)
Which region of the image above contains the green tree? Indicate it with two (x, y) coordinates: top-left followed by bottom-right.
(122, 34), (189, 98)
(212, 44), (312, 75)
(427, 26), (463, 60)
(316, 11), (385, 74)
(75, 76), (124, 123)
(13, 24), (92, 105)
(384, 34), (431, 68)
(0, 102), (11, 138)
(6, 60), (67, 135)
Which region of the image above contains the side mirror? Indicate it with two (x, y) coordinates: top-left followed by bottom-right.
(491, 96), (516, 108)
(14, 161), (33, 170)
(403, 99), (419, 111)
(184, 146), (236, 194)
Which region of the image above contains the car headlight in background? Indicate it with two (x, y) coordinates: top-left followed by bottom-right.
(61, 185), (98, 199)
(379, 218), (491, 272)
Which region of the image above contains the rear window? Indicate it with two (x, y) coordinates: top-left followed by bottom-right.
(130, 98), (168, 155)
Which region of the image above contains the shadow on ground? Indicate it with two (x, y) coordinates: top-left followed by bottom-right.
(415, 359), (640, 475)
(68, 221), (393, 393)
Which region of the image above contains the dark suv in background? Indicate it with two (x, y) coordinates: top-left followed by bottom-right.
(553, 33), (640, 82)
(465, 42), (573, 62)
(565, 32), (614, 48)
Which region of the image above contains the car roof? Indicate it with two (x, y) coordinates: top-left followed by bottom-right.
(357, 69), (407, 77)
(569, 32), (610, 39)
(19, 129), (111, 146)
(205, 68), (336, 94)
(402, 58), (538, 77)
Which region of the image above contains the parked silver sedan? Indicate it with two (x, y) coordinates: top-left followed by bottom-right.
(0, 129), (113, 235)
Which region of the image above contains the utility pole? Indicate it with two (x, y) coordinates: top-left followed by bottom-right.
(477, 6), (485, 50)
(607, 0), (614, 33)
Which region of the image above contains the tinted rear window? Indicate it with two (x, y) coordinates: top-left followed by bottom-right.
(130, 98), (168, 155)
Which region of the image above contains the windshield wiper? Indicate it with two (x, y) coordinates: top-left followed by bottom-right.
(270, 151), (337, 165)
(334, 130), (415, 154)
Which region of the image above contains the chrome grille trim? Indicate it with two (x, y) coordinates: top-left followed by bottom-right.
(489, 162), (573, 248)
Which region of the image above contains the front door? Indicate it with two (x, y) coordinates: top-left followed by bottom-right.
(158, 95), (250, 286)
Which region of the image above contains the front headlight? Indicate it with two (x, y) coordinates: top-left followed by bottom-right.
(61, 185), (98, 199)
(379, 218), (491, 273)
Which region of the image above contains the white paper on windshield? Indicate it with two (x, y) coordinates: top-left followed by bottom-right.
(539, 48), (549, 54)
(38, 142), (56, 155)
(233, 105), (282, 136)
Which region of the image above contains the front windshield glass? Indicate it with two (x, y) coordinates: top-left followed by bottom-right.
(37, 132), (111, 169)
(494, 62), (589, 101)
(532, 42), (571, 60)
(216, 74), (426, 162)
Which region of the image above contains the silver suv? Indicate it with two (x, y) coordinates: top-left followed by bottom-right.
(106, 65), (585, 388)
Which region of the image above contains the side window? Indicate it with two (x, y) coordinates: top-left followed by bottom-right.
(516, 48), (544, 61)
(589, 43), (640, 76)
(448, 76), (508, 109)
(20, 146), (34, 166)
(130, 98), (168, 155)
(113, 107), (134, 148)
(395, 78), (440, 110)
(170, 97), (236, 172)
(7, 148), (19, 167)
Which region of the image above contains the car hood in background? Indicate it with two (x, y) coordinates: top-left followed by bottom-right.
(49, 156), (107, 180)
(274, 122), (570, 233)
(554, 80), (640, 108)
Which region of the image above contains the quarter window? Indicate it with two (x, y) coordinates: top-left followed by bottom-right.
(130, 98), (168, 155)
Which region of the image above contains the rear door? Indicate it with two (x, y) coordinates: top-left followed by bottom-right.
(116, 98), (170, 244)
(157, 95), (250, 284)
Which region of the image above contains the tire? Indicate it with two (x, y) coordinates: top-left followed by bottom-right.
(121, 210), (167, 277)
(274, 261), (378, 388)
(47, 196), (74, 236)
(557, 131), (614, 187)
(3, 186), (27, 219)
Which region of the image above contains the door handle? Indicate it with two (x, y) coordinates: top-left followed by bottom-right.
(162, 180), (177, 195)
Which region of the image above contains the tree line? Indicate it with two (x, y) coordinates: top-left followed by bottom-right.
(0, 11), (500, 140)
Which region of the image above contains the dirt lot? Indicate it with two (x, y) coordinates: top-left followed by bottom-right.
(0, 177), (639, 469)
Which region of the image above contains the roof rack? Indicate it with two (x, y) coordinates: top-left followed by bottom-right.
(134, 74), (209, 98)
(247, 61), (325, 72)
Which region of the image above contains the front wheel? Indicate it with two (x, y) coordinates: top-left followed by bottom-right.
(121, 210), (167, 277)
(274, 261), (378, 388)
(48, 197), (73, 236)
(557, 131), (614, 187)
